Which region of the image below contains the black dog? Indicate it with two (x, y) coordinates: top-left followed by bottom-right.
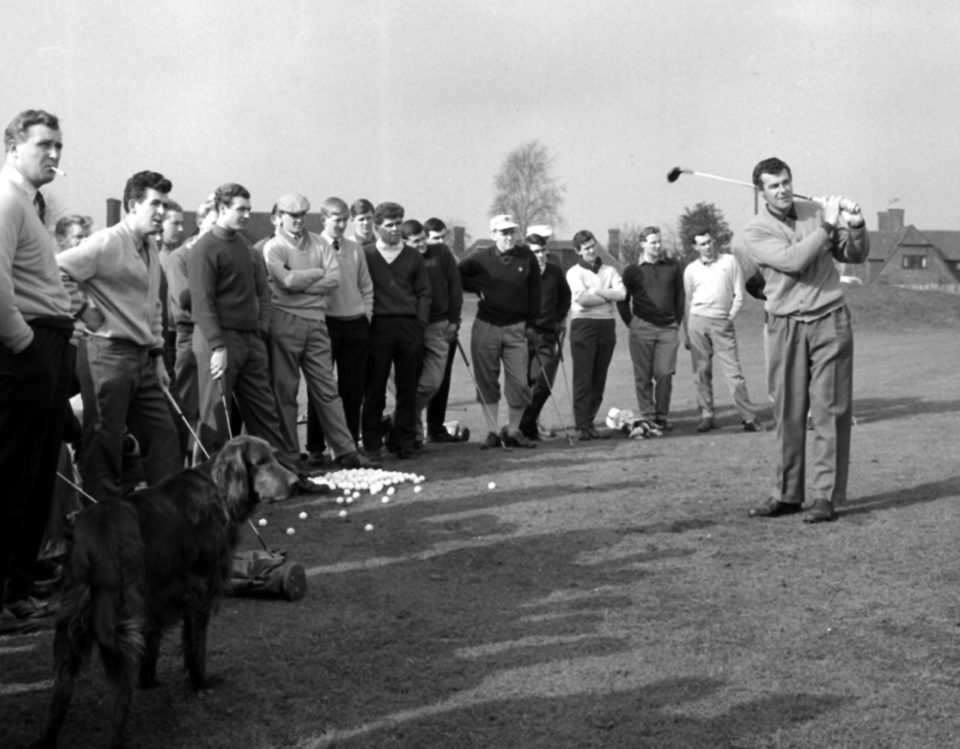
(31, 435), (298, 749)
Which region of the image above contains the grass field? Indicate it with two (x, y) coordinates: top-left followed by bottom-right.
(3, 285), (959, 748)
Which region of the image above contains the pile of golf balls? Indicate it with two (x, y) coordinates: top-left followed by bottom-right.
(313, 468), (426, 494)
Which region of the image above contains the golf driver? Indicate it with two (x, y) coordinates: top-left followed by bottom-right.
(667, 166), (863, 214)
(556, 346), (576, 432)
(161, 383), (206, 461)
(529, 345), (577, 446)
(455, 339), (507, 449)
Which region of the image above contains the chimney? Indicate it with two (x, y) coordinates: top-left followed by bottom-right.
(106, 198), (122, 227)
(607, 228), (621, 259)
(878, 208), (905, 232)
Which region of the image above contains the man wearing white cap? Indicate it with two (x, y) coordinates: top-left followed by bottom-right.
(263, 193), (373, 469)
(459, 214), (541, 448)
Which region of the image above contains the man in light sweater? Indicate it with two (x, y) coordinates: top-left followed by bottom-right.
(263, 193), (372, 469)
(742, 157), (868, 523)
(459, 214), (541, 448)
(308, 196), (375, 456)
(0, 109), (75, 626)
(682, 227), (761, 434)
(360, 203), (430, 459)
(58, 170), (181, 502)
(566, 229), (626, 440)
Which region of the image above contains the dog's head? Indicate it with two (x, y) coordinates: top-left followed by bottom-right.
(212, 436), (298, 519)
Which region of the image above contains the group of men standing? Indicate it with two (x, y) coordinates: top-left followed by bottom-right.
(0, 105), (868, 631)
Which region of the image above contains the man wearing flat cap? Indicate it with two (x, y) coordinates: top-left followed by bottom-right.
(459, 214), (541, 448)
(263, 193), (373, 469)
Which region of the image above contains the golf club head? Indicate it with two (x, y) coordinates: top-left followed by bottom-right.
(666, 167), (688, 183)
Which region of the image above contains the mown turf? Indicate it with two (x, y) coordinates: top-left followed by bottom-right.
(3, 284), (959, 748)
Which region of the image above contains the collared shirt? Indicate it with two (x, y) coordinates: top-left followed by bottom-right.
(57, 220), (163, 348)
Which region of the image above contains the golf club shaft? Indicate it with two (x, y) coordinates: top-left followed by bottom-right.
(217, 378), (234, 439)
(529, 344), (575, 445)
(161, 383), (211, 460)
(680, 169), (813, 200)
(455, 339), (507, 448)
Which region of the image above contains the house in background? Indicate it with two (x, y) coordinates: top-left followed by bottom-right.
(843, 208), (960, 293)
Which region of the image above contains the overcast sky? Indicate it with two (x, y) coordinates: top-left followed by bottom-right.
(4, 0), (958, 243)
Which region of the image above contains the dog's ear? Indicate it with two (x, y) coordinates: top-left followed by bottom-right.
(212, 439), (248, 514)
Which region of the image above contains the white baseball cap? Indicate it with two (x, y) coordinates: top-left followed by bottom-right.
(489, 214), (519, 232)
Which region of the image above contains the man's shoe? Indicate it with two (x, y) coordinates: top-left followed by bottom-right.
(5, 596), (56, 620)
(503, 429), (536, 448)
(363, 448), (383, 462)
(804, 499), (836, 524)
(414, 440), (424, 452)
(587, 426), (610, 440)
(428, 431), (458, 444)
(458, 427), (471, 442)
(336, 451), (377, 469)
(480, 431), (503, 450)
(395, 448), (416, 459)
(653, 418), (670, 431)
(742, 419), (764, 433)
(696, 417), (715, 433)
(306, 451), (328, 467)
(748, 499), (803, 518)
(576, 428), (592, 441)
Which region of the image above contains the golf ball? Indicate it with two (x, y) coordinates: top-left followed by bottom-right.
(258, 518), (267, 527)
(487, 481), (496, 490)
(286, 527), (295, 536)
(338, 509), (348, 519)
(413, 485), (422, 493)
(386, 486), (395, 496)
(336, 496), (345, 504)
(299, 511), (308, 520)
(381, 496), (390, 504)
(364, 523), (374, 532)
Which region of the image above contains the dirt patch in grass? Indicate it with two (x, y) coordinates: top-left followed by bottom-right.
(3, 286), (959, 748)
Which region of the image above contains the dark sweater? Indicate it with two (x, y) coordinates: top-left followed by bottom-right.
(533, 262), (571, 332)
(617, 259), (685, 327)
(422, 243), (463, 324)
(459, 244), (541, 326)
(187, 226), (271, 350)
(364, 245), (431, 323)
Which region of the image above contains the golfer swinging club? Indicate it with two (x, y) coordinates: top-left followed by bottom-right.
(741, 157), (869, 524)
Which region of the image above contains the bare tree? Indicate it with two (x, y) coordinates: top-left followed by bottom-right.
(490, 140), (565, 234)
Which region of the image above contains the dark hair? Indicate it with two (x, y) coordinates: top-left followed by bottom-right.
(572, 229), (596, 250)
(123, 171), (172, 213)
(526, 233), (548, 246)
(401, 219), (424, 240)
(54, 214), (92, 238)
(3, 109), (60, 151)
(639, 226), (661, 243)
(214, 183), (250, 211)
(424, 217), (446, 234)
(350, 198), (374, 217)
(752, 157), (792, 189)
(374, 202), (404, 226)
(322, 197), (349, 218)
(165, 199), (183, 214)
(688, 225), (712, 243)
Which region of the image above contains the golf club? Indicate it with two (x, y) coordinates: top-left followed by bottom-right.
(529, 345), (577, 446)
(556, 346), (576, 432)
(455, 339), (507, 449)
(666, 166), (813, 200)
(217, 378), (234, 440)
(161, 383), (207, 461)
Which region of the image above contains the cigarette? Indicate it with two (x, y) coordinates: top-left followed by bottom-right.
(51, 166), (66, 177)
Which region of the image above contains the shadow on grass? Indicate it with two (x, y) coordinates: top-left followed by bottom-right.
(851, 396), (960, 424)
(841, 475), (960, 518)
(304, 676), (851, 749)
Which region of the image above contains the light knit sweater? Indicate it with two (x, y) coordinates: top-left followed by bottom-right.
(683, 253), (745, 320)
(263, 228), (341, 320)
(566, 260), (626, 320)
